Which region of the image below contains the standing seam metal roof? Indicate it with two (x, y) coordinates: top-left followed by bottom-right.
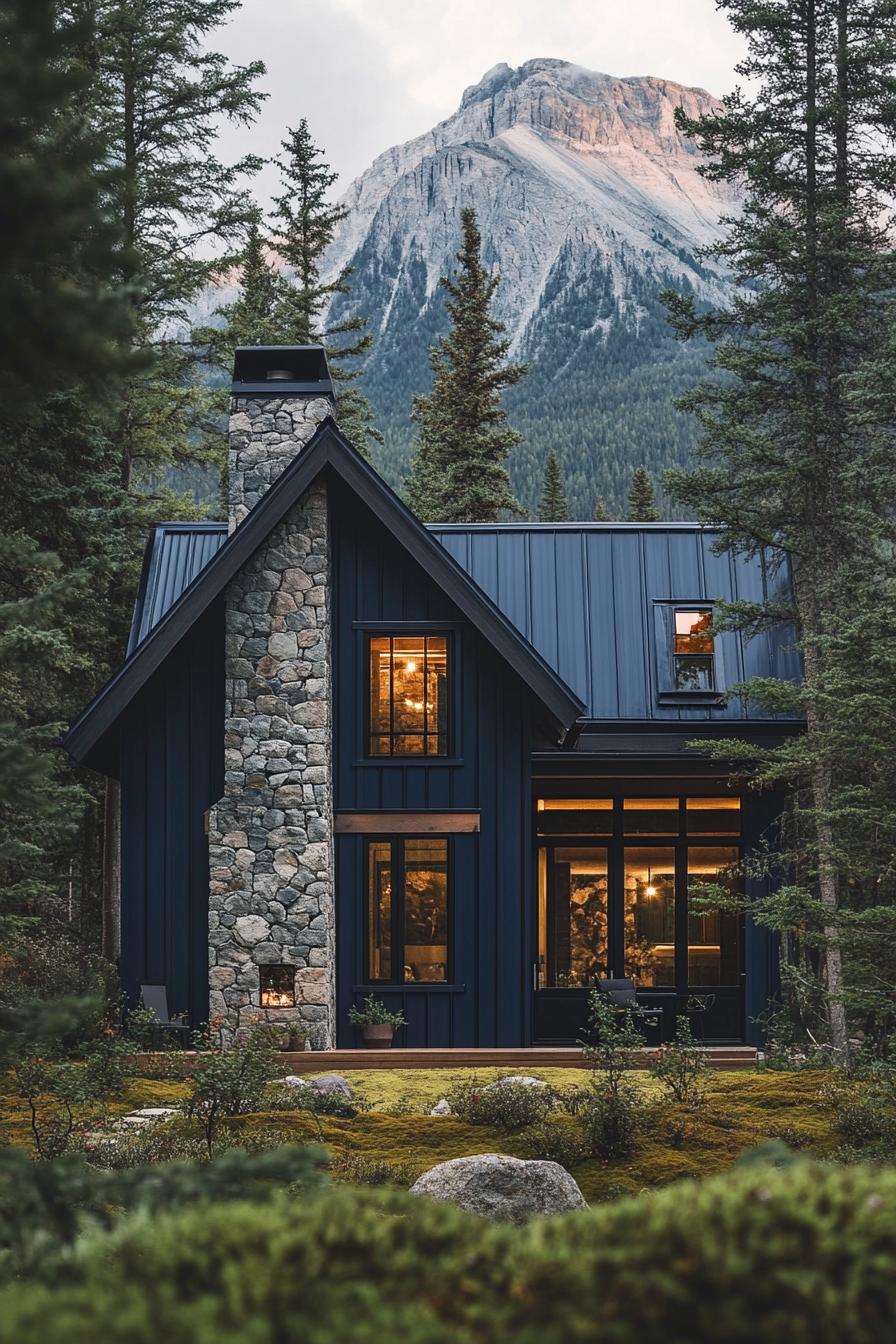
(128, 519), (801, 723)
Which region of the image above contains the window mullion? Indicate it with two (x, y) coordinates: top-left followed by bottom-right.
(395, 839), (405, 984)
(423, 638), (429, 755)
(389, 636), (395, 755)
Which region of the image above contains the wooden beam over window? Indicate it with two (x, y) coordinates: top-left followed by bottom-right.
(335, 812), (480, 834)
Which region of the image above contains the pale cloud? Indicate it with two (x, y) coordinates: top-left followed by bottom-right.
(213, 0), (745, 204)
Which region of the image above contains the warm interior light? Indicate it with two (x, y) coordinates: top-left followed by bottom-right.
(405, 659), (417, 673)
(259, 965), (296, 1009)
(645, 884), (657, 898)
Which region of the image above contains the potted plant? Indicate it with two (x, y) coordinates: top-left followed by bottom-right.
(348, 995), (407, 1048)
(281, 1024), (311, 1054)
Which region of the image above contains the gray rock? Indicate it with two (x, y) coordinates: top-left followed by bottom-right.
(482, 1075), (548, 1091)
(309, 1073), (352, 1098)
(430, 1098), (452, 1116)
(410, 1155), (587, 1222)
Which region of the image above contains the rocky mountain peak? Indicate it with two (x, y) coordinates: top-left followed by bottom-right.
(322, 58), (740, 517)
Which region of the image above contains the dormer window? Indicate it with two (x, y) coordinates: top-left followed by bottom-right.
(368, 634), (449, 756)
(673, 609), (715, 691)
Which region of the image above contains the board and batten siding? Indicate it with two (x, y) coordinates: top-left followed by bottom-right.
(330, 482), (538, 1047)
(119, 604), (224, 1031)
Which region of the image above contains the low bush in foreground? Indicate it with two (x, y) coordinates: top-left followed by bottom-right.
(1, 1161), (894, 1343)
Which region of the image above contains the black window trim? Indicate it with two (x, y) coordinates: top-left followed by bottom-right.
(364, 834), (452, 986)
(672, 605), (716, 693)
(364, 628), (454, 759)
(653, 600), (723, 704)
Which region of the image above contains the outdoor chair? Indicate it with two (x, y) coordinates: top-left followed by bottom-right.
(685, 992), (717, 1041)
(138, 983), (191, 1048)
(596, 977), (664, 1044)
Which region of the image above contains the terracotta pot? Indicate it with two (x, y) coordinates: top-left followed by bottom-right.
(360, 1023), (395, 1048)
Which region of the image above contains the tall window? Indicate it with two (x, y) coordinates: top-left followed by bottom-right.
(673, 609), (715, 690)
(366, 837), (449, 983)
(624, 847), (676, 986)
(368, 634), (448, 756)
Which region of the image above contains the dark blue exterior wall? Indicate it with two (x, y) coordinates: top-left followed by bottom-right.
(330, 481), (537, 1047)
(119, 603), (224, 1029)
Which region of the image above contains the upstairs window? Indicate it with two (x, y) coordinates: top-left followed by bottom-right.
(368, 634), (449, 756)
(673, 609), (715, 691)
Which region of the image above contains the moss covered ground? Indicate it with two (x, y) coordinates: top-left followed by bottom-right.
(0, 1064), (851, 1202)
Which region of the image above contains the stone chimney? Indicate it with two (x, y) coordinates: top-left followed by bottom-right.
(227, 345), (335, 531)
(209, 346), (337, 1048)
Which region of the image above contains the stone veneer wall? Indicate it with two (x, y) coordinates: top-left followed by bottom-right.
(227, 394), (333, 530)
(208, 391), (335, 1046)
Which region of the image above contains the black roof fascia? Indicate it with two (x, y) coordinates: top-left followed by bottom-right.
(126, 527), (157, 658)
(64, 419), (584, 766)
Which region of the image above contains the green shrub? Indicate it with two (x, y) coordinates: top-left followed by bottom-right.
(3, 1164), (896, 1342)
(649, 1015), (710, 1105)
(266, 1082), (362, 1119)
(521, 1116), (588, 1169)
(445, 1078), (553, 1129)
(182, 1024), (280, 1155)
(0, 1143), (326, 1286)
(577, 992), (646, 1157)
(330, 1154), (419, 1187)
(580, 1083), (640, 1158)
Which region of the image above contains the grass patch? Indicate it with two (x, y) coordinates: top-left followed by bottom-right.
(0, 1063), (852, 1205)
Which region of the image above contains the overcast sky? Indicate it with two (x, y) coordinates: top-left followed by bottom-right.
(214, 0), (746, 205)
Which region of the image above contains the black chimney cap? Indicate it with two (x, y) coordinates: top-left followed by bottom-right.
(231, 345), (334, 396)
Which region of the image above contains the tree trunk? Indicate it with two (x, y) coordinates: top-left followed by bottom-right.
(101, 778), (121, 962)
(794, 567), (850, 1064)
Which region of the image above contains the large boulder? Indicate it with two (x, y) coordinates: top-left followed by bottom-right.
(409, 1154), (587, 1222)
(309, 1073), (353, 1099)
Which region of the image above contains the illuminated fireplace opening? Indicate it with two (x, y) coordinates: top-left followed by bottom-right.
(259, 965), (296, 1009)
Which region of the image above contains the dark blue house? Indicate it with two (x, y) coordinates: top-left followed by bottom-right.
(65, 347), (800, 1049)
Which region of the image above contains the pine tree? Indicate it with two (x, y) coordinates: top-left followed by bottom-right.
(539, 451), (570, 522)
(0, 0), (136, 956)
(408, 207), (526, 522)
(269, 120), (380, 454)
(85, 0), (266, 489)
(0, 0), (130, 431)
(664, 0), (896, 1059)
(592, 495), (610, 522)
(627, 467), (660, 521)
(211, 222), (286, 353)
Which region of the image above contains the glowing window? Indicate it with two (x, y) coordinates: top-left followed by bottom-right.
(366, 838), (448, 984)
(673, 609), (715, 691)
(369, 635), (448, 756)
(536, 798), (613, 835)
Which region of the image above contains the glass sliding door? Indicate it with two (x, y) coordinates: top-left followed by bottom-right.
(623, 847), (675, 986)
(540, 847), (609, 989)
(534, 791), (745, 1043)
(686, 847), (740, 986)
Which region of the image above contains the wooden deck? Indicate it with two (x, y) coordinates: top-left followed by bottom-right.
(274, 1045), (759, 1072)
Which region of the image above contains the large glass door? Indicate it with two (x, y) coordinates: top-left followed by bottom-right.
(540, 847), (609, 988)
(534, 792), (744, 1043)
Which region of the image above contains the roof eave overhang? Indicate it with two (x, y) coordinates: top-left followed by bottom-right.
(64, 420), (583, 767)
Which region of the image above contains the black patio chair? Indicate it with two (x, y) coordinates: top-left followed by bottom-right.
(596, 977), (664, 1044)
(139, 983), (191, 1048)
(685, 993), (717, 1042)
